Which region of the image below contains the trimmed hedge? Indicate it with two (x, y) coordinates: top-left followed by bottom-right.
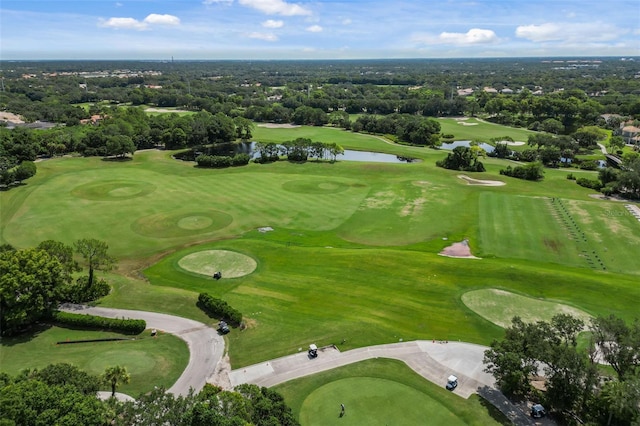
(53, 311), (146, 335)
(197, 293), (243, 326)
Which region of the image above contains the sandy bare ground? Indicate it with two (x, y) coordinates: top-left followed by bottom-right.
(588, 194), (636, 202)
(439, 239), (480, 259)
(458, 174), (506, 187)
(0, 111), (25, 123)
(144, 107), (191, 113)
(457, 121), (478, 126)
(256, 123), (301, 128)
(497, 140), (526, 146)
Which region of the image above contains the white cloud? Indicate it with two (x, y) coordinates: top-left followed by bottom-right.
(439, 28), (498, 45)
(262, 19), (284, 28)
(248, 32), (278, 41)
(99, 14), (180, 30)
(306, 25), (323, 33)
(341, 18), (352, 25)
(98, 17), (147, 30)
(143, 14), (180, 26)
(238, 0), (311, 16)
(115, 2), (123, 7)
(516, 22), (625, 43)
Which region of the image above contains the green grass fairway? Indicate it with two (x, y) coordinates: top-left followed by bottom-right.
(0, 326), (189, 397)
(299, 377), (464, 426)
(178, 249), (257, 278)
(437, 117), (534, 143)
(275, 358), (509, 426)
(462, 289), (593, 328)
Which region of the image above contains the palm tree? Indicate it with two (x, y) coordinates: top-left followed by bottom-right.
(103, 365), (130, 398)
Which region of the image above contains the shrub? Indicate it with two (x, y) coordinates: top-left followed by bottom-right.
(500, 162), (544, 181)
(578, 160), (598, 170)
(62, 276), (110, 304)
(231, 153), (251, 166)
(576, 177), (602, 190)
(566, 173), (576, 180)
(53, 311), (146, 334)
(197, 293), (243, 326)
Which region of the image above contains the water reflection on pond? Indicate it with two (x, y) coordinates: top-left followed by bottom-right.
(178, 142), (418, 163)
(440, 140), (495, 153)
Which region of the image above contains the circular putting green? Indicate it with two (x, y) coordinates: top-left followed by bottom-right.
(71, 180), (157, 201)
(282, 179), (351, 194)
(131, 210), (233, 238)
(299, 377), (465, 426)
(178, 249), (257, 278)
(86, 349), (156, 375)
(462, 288), (592, 328)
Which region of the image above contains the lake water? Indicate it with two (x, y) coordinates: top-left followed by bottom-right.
(440, 140), (495, 153)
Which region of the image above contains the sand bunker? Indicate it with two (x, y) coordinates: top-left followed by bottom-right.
(0, 112), (25, 123)
(257, 123), (301, 128)
(178, 250), (257, 278)
(144, 108), (190, 113)
(439, 239), (480, 259)
(457, 122), (478, 126)
(458, 175), (506, 187)
(496, 140), (525, 146)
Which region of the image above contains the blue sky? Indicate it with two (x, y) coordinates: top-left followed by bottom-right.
(1, 0), (639, 60)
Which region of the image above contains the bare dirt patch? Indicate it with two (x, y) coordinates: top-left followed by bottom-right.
(256, 123), (301, 128)
(399, 197), (427, 217)
(458, 174), (506, 187)
(0, 111), (25, 123)
(208, 353), (233, 390)
(438, 239), (480, 259)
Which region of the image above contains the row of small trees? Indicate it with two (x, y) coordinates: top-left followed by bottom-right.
(254, 138), (345, 163)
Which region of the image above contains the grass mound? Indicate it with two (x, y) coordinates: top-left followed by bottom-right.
(71, 180), (157, 201)
(462, 288), (592, 328)
(178, 249), (257, 278)
(131, 210), (233, 238)
(299, 377), (464, 426)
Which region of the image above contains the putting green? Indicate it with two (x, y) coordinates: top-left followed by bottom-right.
(71, 180), (157, 201)
(462, 288), (592, 328)
(282, 179), (352, 194)
(299, 377), (465, 426)
(86, 349), (156, 375)
(178, 249), (257, 278)
(131, 210), (233, 238)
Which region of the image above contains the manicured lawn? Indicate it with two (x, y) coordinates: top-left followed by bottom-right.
(2, 122), (640, 421)
(461, 288), (593, 328)
(274, 358), (510, 426)
(437, 117), (535, 143)
(0, 325), (189, 397)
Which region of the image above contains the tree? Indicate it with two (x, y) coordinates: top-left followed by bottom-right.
(590, 315), (640, 380)
(37, 240), (79, 282)
(436, 146), (485, 172)
(103, 365), (130, 397)
(609, 135), (626, 153)
(601, 379), (640, 426)
(105, 135), (136, 158)
(0, 248), (65, 336)
(35, 363), (102, 395)
(572, 126), (607, 149)
(13, 161), (37, 182)
(74, 239), (115, 288)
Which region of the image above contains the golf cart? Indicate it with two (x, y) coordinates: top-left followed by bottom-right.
(218, 320), (230, 334)
(531, 404), (546, 418)
(446, 375), (458, 390)
(308, 344), (318, 358)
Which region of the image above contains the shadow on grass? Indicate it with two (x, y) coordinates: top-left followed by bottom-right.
(0, 322), (53, 347)
(478, 394), (512, 426)
(101, 156), (133, 162)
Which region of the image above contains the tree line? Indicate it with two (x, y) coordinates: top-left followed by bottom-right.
(485, 314), (640, 425)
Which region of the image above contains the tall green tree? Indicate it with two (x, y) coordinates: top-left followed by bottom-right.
(74, 239), (115, 288)
(0, 248), (65, 336)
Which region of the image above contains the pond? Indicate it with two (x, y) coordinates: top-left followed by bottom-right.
(177, 142), (418, 163)
(440, 140), (495, 153)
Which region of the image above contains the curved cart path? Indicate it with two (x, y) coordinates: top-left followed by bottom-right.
(62, 306), (535, 424)
(60, 304), (224, 397)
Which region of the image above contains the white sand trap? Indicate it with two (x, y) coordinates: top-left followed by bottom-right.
(457, 122), (478, 126)
(496, 140), (526, 146)
(438, 239), (480, 259)
(179, 250), (257, 278)
(257, 123), (301, 128)
(458, 174), (506, 187)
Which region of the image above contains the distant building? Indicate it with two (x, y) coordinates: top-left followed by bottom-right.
(501, 88), (514, 94)
(483, 87), (498, 94)
(457, 88), (474, 96)
(621, 125), (640, 145)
